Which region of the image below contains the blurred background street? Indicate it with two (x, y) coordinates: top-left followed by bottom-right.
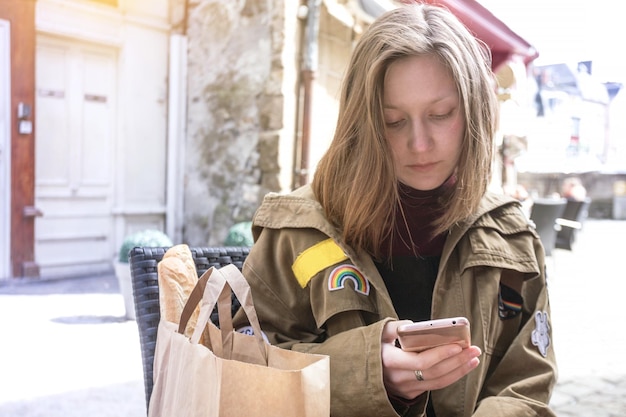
(0, 219), (625, 416)
(546, 219), (626, 416)
(0, 273), (146, 416)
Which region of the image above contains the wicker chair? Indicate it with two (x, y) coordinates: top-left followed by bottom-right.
(129, 246), (251, 413)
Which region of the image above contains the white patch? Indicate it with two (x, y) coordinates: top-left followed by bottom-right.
(531, 311), (551, 357)
(236, 325), (269, 343)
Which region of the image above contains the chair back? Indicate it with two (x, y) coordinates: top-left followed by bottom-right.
(560, 198), (590, 223)
(530, 198), (567, 256)
(129, 246), (251, 413)
(555, 198), (591, 250)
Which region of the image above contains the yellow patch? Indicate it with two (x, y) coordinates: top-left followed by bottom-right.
(292, 238), (348, 288)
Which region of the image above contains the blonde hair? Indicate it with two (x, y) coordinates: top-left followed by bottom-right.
(312, 3), (498, 258)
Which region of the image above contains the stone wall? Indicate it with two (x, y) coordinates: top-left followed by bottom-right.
(183, 0), (285, 245)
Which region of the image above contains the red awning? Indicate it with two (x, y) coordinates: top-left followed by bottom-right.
(418, 0), (539, 71)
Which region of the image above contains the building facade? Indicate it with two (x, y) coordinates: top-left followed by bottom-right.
(2, 0), (172, 278)
(1, 0), (535, 279)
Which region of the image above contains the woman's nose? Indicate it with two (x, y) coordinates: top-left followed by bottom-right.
(408, 119), (431, 152)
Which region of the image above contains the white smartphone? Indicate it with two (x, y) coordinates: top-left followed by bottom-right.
(396, 317), (471, 353)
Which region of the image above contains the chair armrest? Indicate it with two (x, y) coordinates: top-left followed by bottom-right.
(555, 218), (582, 230)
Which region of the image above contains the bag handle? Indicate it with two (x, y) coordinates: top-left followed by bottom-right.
(196, 265), (268, 362)
(179, 265), (268, 363)
(178, 267), (230, 356)
(178, 267), (220, 334)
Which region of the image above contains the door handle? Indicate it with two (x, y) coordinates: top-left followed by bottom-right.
(23, 206), (44, 218)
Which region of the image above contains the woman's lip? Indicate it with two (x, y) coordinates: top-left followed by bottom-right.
(408, 162), (437, 171)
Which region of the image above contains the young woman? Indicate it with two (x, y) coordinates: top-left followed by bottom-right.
(233, 4), (557, 416)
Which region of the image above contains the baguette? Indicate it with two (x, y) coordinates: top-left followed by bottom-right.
(158, 244), (199, 337)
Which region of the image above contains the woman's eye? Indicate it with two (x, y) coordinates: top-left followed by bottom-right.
(385, 119), (405, 128)
(430, 110), (454, 120)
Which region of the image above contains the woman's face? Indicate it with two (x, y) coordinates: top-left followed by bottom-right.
(383, 54), (465, 191)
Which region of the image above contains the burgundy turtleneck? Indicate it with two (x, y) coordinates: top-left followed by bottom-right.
(374, 178), (453, 322)
(383, 180), (449, 257)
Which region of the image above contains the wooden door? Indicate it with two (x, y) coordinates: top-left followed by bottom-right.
(35, 36), (117, 278)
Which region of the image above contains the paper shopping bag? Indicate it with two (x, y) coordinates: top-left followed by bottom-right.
(148, 264), (330, 417)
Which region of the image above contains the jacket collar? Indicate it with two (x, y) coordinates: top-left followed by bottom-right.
(441, 192), (524, 270)
(448, 192), (520, 241)
(254, 185), (523, 262)
(252, 184), (339, 239)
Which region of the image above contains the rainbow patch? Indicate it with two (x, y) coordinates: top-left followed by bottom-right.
(501, 299), (522, 312)
(328, 265), (370, 295)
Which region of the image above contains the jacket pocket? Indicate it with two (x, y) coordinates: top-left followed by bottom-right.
(488, 279), (525, 357)
(472, 267), (525, 357)
(462, 215), (540, 357)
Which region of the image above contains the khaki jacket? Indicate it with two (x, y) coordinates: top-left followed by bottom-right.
(234, 185), (557, 417)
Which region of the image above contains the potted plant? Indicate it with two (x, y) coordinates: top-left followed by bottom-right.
(113, 229), (173, 320)
(224, 221), (254, 246)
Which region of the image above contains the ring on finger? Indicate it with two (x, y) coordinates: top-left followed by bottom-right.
(414, 369), (425, 381)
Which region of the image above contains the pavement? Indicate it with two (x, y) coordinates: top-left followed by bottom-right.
(0, 219), (625, 416)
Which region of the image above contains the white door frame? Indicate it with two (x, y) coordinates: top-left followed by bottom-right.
(0, 19), (11, 280)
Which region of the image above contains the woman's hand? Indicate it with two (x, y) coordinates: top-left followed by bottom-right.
(381, 320), (482, 400)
